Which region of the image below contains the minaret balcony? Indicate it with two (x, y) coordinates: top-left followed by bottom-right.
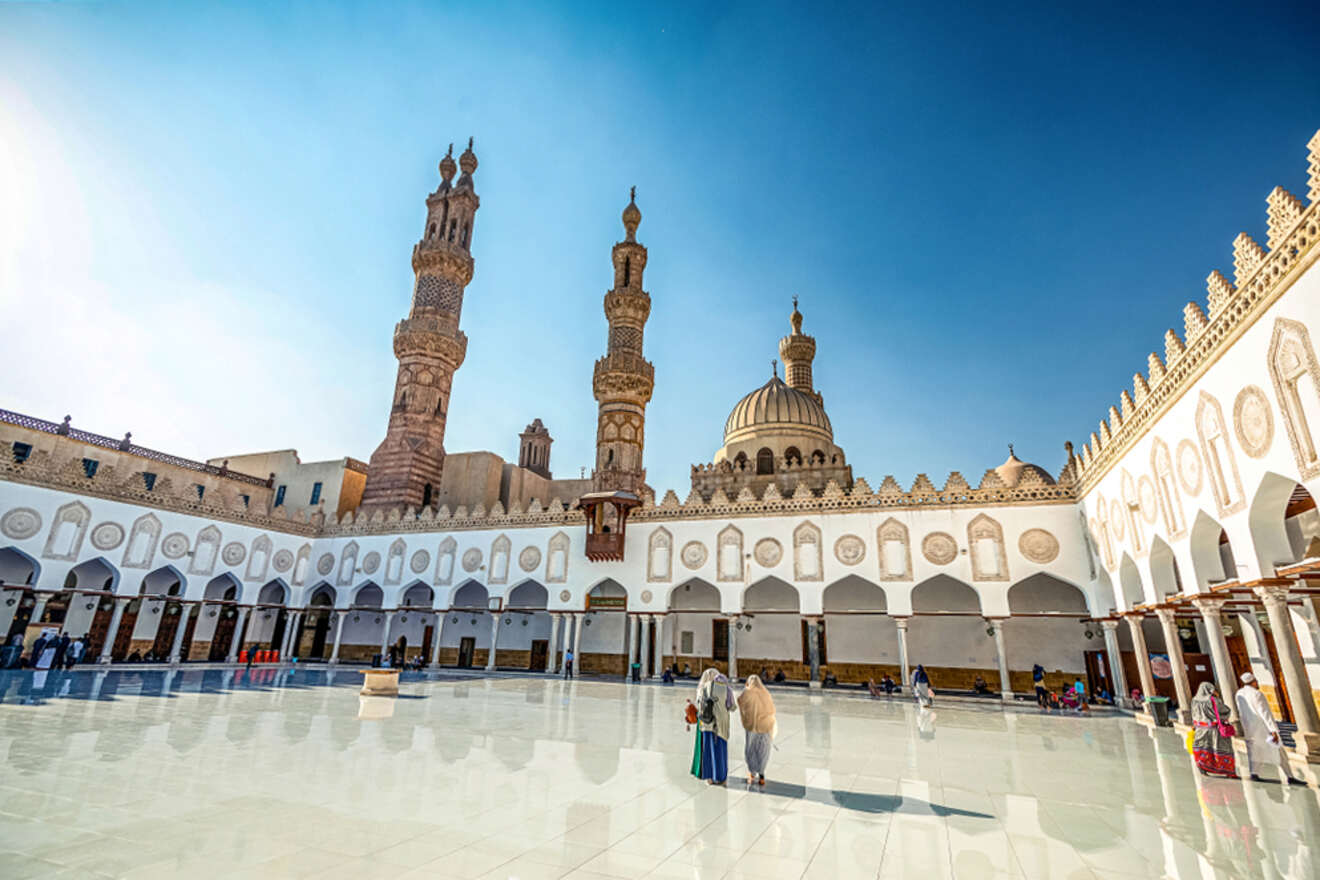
(394, 318), (467, 366)
(592, 354), (654, 401)
(411, 242), (475, 282)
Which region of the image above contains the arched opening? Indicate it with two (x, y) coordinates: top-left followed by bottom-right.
(1147, 537), (1180, 600)
(505, 580), (552, 672)
(755, 447), (774, 475)
(298, 584), (337, 661)
(66, 556), (118, 592)
(352, 583), (384, 608)
(1248, 472), (1319, 572)
(811, 449), (826, 465)
(201, 573), (244, 661)
(785, 446), (802, 466)
(733, 451), (748, 471)
(252, 579), (290, 653)
(583, 580), (628, 675)
(0, 546), (37, 587)
(822, 576), (893, 684)
(1118, 553), (1145, 610)
(909, 576), (992, 691)
(742, 577), (804, 678)
(911, 575), (981, 613)
(445, 580), (489, 668)
(421, 483), (433, 508)
(668, 579), (721, 675)
(1188, 511), (1232, 589)
(1004, 574), (1091, 694)
(139, 566), (186, 659)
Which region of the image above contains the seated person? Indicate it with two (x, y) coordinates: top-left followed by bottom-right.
(973, 675), (990, 695)
(126, 651), (142, 663)
(881, 674), (897, 694)
(822, 669), (838, 688)
(760, 666), (770, 681)
(682, 663), (692, 678)
(867, 678), (883, 698)
(1096, 687), (1112, 705)
(661, 667), (674, 684)
(773, 668), (786, 683)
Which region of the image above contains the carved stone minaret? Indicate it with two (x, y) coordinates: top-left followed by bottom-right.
(591, 188), (654, 496)
(518, 418), (553, 479)
(778, 297), (817, 396)
(360, 140), (479, 510)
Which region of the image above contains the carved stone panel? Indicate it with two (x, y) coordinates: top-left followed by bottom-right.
(273, 549), (295, 573)
(877, 518), (912, 581)
(754, 538), (783, 567)
(161, 532), (189, 560)
(317, 553), (335, 576)
(518, 546), (541, 572)
(42, 501), (90, 561)
(221, 541), (246, 567)
(90, 522), (125, 551)
(122, 513), (162, 570)
(1177, 439), (1203, 497)
(834, 535), (866, 566)
(462, 548), (483, 573)
(410, 549), (430, 574)
(361, 551), (381, 575)
(792, 521), (822, 582)
(1018, 528), (1060, 564)
(681, 541), (708, 570)
(1233, 385), (1274, 459)
(648, 527), (673, 583)
(921, 532), (957, 566)
(1, 507), (42, 541)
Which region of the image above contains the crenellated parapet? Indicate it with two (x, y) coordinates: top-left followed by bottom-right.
(1074, 127), (1320, 492)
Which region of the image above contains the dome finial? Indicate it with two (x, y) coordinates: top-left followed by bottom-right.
(790, 296), (803, 335)
(1008, 442), (1015, 457)
(771, 358), (778, 378)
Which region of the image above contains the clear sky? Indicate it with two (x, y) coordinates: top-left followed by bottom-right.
(2, 2), (1318, 498)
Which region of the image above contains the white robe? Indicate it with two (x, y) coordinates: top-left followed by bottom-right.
(1235, 686), (1285, 766)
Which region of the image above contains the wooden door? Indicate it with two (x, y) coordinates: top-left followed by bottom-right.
(152, 603), (184, 656)
(210, 611), (237, 661)
(309, 611), (330, 658)
(269, 609), (288, 650)
(529, 639), (547, 670)
(1225, 632), (1252, 681)
(110, 601), (142, 661)
(712, 619), (729, 662)
(458, 637), (475, 668)
(1084, 649), (1108, 697)
(1259, 622), (1295, 723)
(421, 624), (434, 666)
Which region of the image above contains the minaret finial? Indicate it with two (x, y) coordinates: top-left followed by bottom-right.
(772, 359), (778, 378)
(630, 185), (636, 202)
(468, 136), (473, 150)
(792, 295), (798, 310)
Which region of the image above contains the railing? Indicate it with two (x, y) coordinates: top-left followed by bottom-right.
(0, 409), (271, 487)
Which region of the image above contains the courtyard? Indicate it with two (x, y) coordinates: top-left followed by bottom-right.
(0, 669), (1314, 879)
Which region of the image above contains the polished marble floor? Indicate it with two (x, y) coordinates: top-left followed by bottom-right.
(0, 667), (1316, 879)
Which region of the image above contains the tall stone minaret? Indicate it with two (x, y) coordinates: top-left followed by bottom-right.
(361, 140), (479, 510)
(778, 297), (819, 399)
(591, 188), (654, 495)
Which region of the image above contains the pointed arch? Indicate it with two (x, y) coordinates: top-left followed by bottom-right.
(257, 579), (289, 605)
(121, 512), (162, 569)
(434, 536), (457, 586)
(1007, 573), (1088, 614)
(0, 546), (40, 587)
(716, 524), (743, 582)
(66, 556), (119, 592)
(509, 579), (549, 609)
(1150, 438), (1185, 537)
(336, 541), (359, 587)
(1147, 537), (1181, 599)
(1117, 553), (1144, 609)
(876, 517), (912, 581)
(352, 581), (384, 607)
(743, 576), (799, 612)
(648, 527), (672, 583)
(42, 500), (90, 561)
(450, 579), (488, 610)
(488, 534), (511, 585)
(967, 513), (1008, 581)
(400, 581), (434, 607)
(291, 543), (312, 586)
(823, 575), (887, 611)
(189, 525), (221, 576)
(384, 538), (407, 585)
(245, 534), (272, 582)
(545, 532), (569, 584)
(204, 572), (243, 602)
(1268, 317), (1320, 477)
(139, 564), (185, 597)
(1188, 510), (1231, 589)
(911, 575), (981, 613)
(792, 520), (822, 582)
(667, 577), (721, 611)
(1196, 390), (1245, 516)
(1248, 472), (1314, 571)
(306, 582), (336, 607)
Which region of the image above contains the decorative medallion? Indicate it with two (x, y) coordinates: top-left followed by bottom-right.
(753, 538), (783, 567)
(317, 553), (335, 576)
(0, 507), (42, 541)
(519, 546), (541, 572)
(921, 532), (957, 566)
(1137, 477), (1159, 524)
(834, 534), (866, 566)
(681, 541), (708, 570)
(1018, 528), (1060, 564)
(221, 542), (246, 566)
(272, 549), (294, 573)
(462, 548), (483, 572)
(640, 589), (653, 603)
(558, 589), (571, 602)
(1233, 385), (1274, 458)
(90, 521), (126, 551)
(160, 532), (189, 559)
(361, 551), (381, 575)
(410, 549), (430, 574)
(1108, 500), (1126, 540)
(1177, 439), (1203, 496)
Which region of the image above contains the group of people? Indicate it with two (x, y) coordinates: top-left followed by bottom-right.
(686, 669), (777, 787)
(1190, 673), (1305, 785)
(5, 630), (88, 671)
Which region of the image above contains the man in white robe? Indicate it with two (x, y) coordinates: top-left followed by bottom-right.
(1234, 672), (1304, 785)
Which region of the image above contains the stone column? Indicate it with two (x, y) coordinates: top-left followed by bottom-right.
(1256, 584), (1320, 760)
(379, 611), (393, 664)
(640, 615), (652, 679)
(1192, 596), (1239, 723)
(546, 613), (560, 673)
(431, 612), (444, 667)
(169, 603), (199, 664)
(226, 607), (250, 663)
(895, 617), (911, 691)
(572, 612), (585, 674)
(98, 597), (131, 664)
(1125, 614), (1157, 711)
(329, 611), (346, 663)
(728, 617), (739, 682)
(29, 594), (50, 630)
(486, 612), (500, 671)
(1154, 607), (1193, 725)
(0, 590), (20, 636)
(628, 614), (640, 677)
(279, 611), (299, 660)
(1100, 619), (1129, 707)
(806, 616), (821, 688)
(988, 618), (1012, 700)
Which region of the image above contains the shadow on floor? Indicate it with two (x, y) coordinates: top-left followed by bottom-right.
(753, 779), (992, 818)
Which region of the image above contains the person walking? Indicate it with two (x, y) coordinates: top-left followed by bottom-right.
(68, 636), (87, 668)
(563, 648), (574, 678)
(737, 674), (776, 786)
(28, 630), (49, 670)
(911, 664), (934, 707)
(1190, 681), (1238, 778)
(52, 632), (71, 669)
(1235, 673), (1304, 785)
(695, 668), (737, 785)
(1033, 664), (1048, 709)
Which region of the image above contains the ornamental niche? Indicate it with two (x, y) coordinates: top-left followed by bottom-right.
(42, 500), (90, 561)
(434, 537), (456, 585)
(488, 535), (510, 584)
(123, 512), (162, 570)
(1268, 318), (1320, 477)
(385, 538), (407, 584)
(876, 518), (912, 581)
(968, 514), (1008, 581)
(792, 521), (822, 582)
(717, 525), (743, 582)
(648, 527), (672, 583)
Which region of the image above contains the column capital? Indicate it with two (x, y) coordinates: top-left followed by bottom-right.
(1153, 606), (1178, 624)
(1100, 619), (1121, 632)
(1190, 596), (1227, 614)
(1254, 583), (1291, 606)
(894, 616), (910, 630)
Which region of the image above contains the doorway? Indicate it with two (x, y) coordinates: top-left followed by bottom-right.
(152, 602), (184, 657)
(111, 600), (142, 661)
(269, 608), (288, 651)
(458, 636), (475, 668)
(309, 611), (330, 659)
(712, 619), (729, 662)
(209, 610), (237, 661)
(1259, 620), (1296, 723)
(801, 619), (828, 664)
(421, 623), (434, 667)
(530, 639), (547, 670)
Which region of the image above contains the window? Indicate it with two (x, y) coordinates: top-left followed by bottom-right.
(310, 482), (323, 505)
(756, 447), (774, 475)
(784, 446), (802, 466)
(142, 472), (157, 491)
(422, 483), (433, 507)
(274, 485), (286, 507)
(240, 494), (250, 507)
(82, 458), (99, 478)
(680, 631), (694, 654)
(11, 442), (31, 463)
(195, 484), (205, 500)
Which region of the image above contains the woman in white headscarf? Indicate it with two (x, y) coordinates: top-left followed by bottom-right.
(737, 674), (776, 786)
(695, 668), (737, 785)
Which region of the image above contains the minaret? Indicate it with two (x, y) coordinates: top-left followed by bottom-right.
(778, 297), (818, 397)
(360, 140), (480, 510)
(591, 188), (654, 495)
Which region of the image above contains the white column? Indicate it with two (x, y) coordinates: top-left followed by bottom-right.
(169, 603), (198, 664)
(546, 613), (561, 673)
(1256, 583), (1320, 760)
(1100, 619), (1129, 706)
(1192, 596), (1239, 723)
(805, 616), (821, 687)
(1126, 614), (1157, 710)
(329, 611), (346, 663)
(98, 597), (131, 664)
(379, 611), (393, 664)
(0, 589), (20, 636)
(988, 618), (1011, 700)
(639, 615), (652, 679)
(728, 617), (739, 682)
(279, 611), (298, 660)
(431, 612), (444, 667)
(572, 612), (584, 674)
(1154, 607), (1193, 725)
(226, 607), (250, 663)
(29, 594), (50, 630)
(486, 612), (500, 671)
(628, 614), (640, 677)
(895, 617), (911, 691)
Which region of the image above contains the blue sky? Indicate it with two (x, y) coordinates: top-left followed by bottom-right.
(2, 2), (1318, 497)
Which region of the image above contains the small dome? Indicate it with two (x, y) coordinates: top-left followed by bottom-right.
(724, 375), (833, 446)
(994, 446), (1055, 488)
(622, 187), (641, 241)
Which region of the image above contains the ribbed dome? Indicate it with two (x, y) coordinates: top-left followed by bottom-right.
(724, 375), (833, 445)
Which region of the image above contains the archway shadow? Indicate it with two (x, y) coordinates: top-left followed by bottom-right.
(756, 780), (992, 818)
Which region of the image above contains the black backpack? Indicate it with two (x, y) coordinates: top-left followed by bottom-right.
(699, 694), (716, 725)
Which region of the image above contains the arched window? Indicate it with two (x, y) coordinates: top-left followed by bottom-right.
(811, 449), (825, 465)
(395, 392), (407, 411)
(733, 452), (748, 471)
(1150, 439), (1184, 536)
(428, 222), (436, 239)
(784, 447), (802, 466)
(623, 257), (631, 287)
(1269, 318), (1320, 477)
(435, 394), (445, 416)
(461, 223), (470, 248)
(756, 447), (774, 475)
(422, 483), (433, 508)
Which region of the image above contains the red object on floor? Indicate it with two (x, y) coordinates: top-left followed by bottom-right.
(238, 650), (248, 663)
